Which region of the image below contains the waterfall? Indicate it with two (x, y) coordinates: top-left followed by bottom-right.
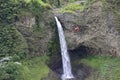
(54, 16), (74, 80)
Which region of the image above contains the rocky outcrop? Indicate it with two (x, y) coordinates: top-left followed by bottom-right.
(16, 11), (55, 57)
(56, 1), (120, 56)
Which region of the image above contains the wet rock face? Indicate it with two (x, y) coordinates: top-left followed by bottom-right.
(56, 1), (120, 56)
(48, 48), (95, 80)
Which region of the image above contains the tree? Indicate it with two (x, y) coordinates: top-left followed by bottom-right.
(0, 0), (27, 23)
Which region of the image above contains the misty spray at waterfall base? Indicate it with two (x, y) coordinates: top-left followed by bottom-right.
(55, 16), (74, 80)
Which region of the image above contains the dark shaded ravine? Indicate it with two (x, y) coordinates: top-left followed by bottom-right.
(48, 45), (96, 80)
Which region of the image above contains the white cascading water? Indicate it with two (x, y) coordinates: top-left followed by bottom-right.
(55, 16), (74, 80)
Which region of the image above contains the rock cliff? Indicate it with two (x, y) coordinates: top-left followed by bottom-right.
(16, 11), (55, 57)
(56, 1), (120, 56)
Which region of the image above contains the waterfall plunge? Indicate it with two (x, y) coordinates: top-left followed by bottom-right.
(55, 16), (74, 80)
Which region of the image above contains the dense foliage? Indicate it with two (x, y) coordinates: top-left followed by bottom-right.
(0, 0), (51, 23)
(0, 0), (27, 23)
(22, 56), (49, 80)
(0, 1), (51, 79)
(0, 62), (29, 80)
(58, 3), (84, 13)
(80, 55), (120, 80)
(0, 24), (27, 57)
(0, 0), (51, 57)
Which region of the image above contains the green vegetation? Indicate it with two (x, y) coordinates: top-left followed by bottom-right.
(0, 0), (120, 80)
(0, 0), (51, 79)
(0, 56), (49, 80)
(0, 0), (26, 23)
(0, 24), (27, 57)
(27, 0), (51, 15)
(79, 55), (120, 80)
(22, 56), (49, 80)
(58, 3), (84, 13)
(0, 62), (29, 80)
(0, 0), (51, 58)
(0, 0), (51, 23)
(47, 27), (60, 56)
(43, 0), (78, 7)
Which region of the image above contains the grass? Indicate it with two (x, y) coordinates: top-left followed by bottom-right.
(79, 55), (120, 80)
(58, 3), (84, 13)
(22, 56), (50, 80)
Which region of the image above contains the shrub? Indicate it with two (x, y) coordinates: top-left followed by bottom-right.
(0, 62), (29, 80)
(0, 24), (27, 57)
(0, 0), (27, 23)
(58, 3), (84, 13)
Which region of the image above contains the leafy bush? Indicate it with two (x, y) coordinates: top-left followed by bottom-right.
(0, 62), (29, 80)
(0, 0), (28, 23)
(22, 56), (49, 80)
(58, 3), (84, 13)
(80, 55), (120, 80)
(0, 0), (51, 58)
(28, 0), (51, 14)
(0, 24), (27, 57)
(0, 0), (51, 23)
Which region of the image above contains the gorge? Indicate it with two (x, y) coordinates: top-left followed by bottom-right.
(0, 0), (120, 80)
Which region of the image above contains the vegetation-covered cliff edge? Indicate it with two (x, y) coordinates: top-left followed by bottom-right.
(0, 0), (120, 80)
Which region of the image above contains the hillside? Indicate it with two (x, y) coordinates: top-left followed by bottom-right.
(0, 0), (120, 80)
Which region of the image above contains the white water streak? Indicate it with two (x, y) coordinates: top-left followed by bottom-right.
(55, 16), (74, 80)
